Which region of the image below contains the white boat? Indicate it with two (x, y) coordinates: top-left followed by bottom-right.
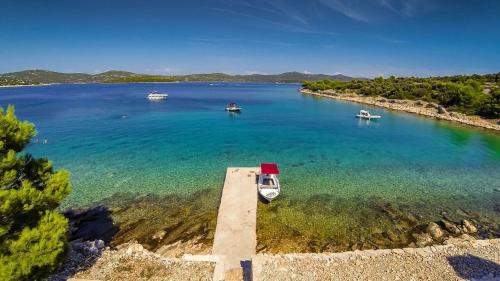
(225, 103), (242, 112)
(258, 163), (281, 201)
(356, 110), (381, 119)
(147, 91), (168, 101)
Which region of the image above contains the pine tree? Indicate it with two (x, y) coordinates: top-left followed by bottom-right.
(0, 105), (71, 281)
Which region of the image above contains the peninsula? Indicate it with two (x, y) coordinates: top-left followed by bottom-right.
(302, 73), (500, 131)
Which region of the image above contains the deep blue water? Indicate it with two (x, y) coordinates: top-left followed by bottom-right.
(1, 83), (499, 215)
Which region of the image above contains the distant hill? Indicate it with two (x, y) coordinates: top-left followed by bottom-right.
(0, 69), (359, 85)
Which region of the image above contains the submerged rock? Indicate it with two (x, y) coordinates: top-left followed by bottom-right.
(412, 233), (433, 247)
(385, 230), (399, 242)
(152, 230), (166, 241)
(426, 222), (444, 239)
(440, 219), (461, 235)
(461, 219), (478, 234)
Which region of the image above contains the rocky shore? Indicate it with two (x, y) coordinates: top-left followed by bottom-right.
(300, 88), (500, 131)
(58, 242), (215, 281)
(52, 236), (499, 280)
(254, 236), (500, 281)
(50, 192), (499, 279)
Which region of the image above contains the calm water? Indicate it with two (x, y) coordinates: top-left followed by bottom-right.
(1, 83), (499, 251)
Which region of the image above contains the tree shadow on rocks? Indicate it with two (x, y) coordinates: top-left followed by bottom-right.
(49, 206), (118, 281)
(65, 205), (119, 244)
(447, 255), (500, 280)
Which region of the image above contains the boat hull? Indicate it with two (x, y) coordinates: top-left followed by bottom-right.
(148, 97), (167, 101)
(356, 115), (381, 119)
(258, 174), (280, 201)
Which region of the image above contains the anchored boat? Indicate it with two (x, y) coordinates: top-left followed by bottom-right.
(147, 91), (168, 101)
(258, 163), (281, 201)
(356, 110), (381, 120)
(225, 103), (242, 112)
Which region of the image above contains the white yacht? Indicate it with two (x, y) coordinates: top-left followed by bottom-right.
(225, 103), (242, 112)
(258, 163), (281, 201)
(356, 110), (381, 120)
(147, 91), (168, 101)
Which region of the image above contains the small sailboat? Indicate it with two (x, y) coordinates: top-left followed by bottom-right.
(225, 103), (242, 112)
(356, 110), (381, 120)
(258, 163), (281, 201)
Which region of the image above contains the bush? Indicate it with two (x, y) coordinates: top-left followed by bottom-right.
(0, 105), (71, 281)
(479, 88), (500, 118)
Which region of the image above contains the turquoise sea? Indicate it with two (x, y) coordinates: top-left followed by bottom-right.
(1, 83), (499, 252)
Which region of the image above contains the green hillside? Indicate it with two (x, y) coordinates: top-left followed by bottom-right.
(0, 69), (357, 85)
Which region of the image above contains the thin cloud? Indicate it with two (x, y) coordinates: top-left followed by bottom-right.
(378, 37), (408, 44)
(219, 0), (310, 26)
(211, 6), (336, 36)
(318, 0), (371, 22)
(318, 0), (436, 22)
(379, 0), (418, 17)
(188, 37), (296, 47)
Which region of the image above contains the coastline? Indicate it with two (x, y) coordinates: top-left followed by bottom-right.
(0, 81), (301, 88)
(0, 83), (58, 88)
(300, 88), (500, 132)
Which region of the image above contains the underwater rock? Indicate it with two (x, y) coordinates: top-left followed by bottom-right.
(440, 219), (461, 235)
(384, 230), (399, 242)
(379, 203), (399, 219)
(426, 222), (444, 239)
(152, 230), (166, 241)
(412, 233), (433, 247)
(461, 219), (478, 234)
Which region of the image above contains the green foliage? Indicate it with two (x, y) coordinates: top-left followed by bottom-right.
(303, 73), (500, 118)
(1, 69), (354, 85)
(479, 88), (500, 118)
(104, 75), (178, 83)
(0, 105), (71, 281)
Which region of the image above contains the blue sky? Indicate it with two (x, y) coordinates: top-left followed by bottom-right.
(1, 0), (499, 77)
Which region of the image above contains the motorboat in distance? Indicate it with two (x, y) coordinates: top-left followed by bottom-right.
(147, 91), (168, 101)
(356, 110), (381, 120)
(225, 103), (242, 112)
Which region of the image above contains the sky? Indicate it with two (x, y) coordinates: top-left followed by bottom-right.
(1, 0), (499, 77)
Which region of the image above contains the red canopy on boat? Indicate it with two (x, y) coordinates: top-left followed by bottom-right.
(260, 163), (279, 175)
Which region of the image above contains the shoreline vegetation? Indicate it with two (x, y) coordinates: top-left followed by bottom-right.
(302, 73), (500, 131)
(0, 69), (355, 86)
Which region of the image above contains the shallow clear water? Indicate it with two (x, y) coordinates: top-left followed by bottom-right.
(1, 83), (499, 251)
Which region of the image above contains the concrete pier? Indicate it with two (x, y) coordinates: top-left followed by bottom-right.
(213, 167), (259, 280)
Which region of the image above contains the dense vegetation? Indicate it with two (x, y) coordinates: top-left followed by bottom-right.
(0, 70), (355, 85)
(303, 73), (500, 118)
(0, 106), (71, 280)
(104, 75), (178, 83)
